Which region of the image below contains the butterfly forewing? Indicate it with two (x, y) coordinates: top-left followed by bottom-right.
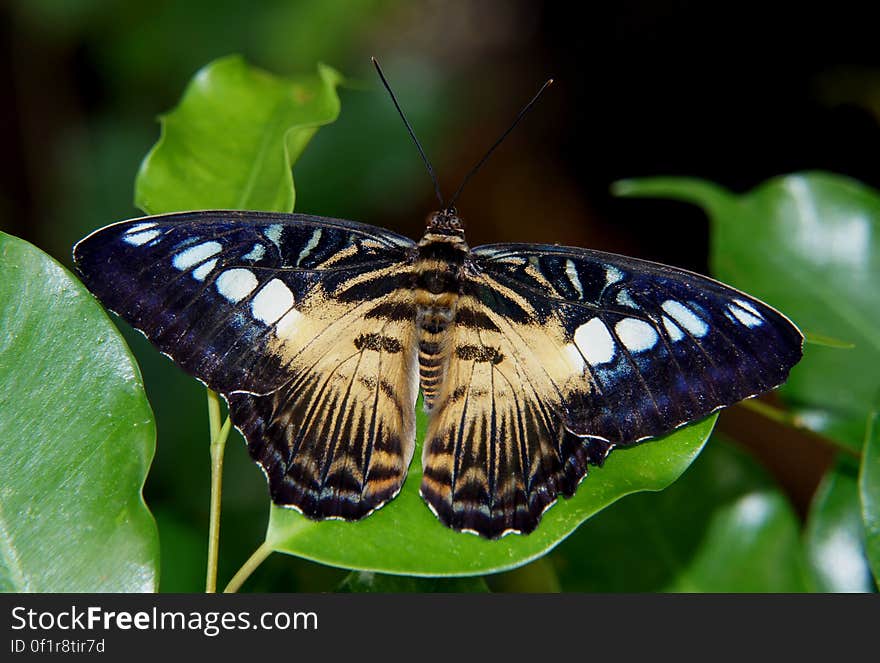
(74, 210), (420, 520)
(473, 243), (803, 443)
(74, 211), (413, 393)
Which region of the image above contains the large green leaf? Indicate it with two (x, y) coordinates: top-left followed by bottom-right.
(135, 55), (342, 215)
(550, 439), (810, 592)
(805, 460), (874, 592)
(0, 232), (158, 591)
(266, 411), (716, 577)
(614, 173), (879, 450)
(861, 399), (880, 583)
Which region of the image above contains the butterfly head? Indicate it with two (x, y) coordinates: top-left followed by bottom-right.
(426, 209), (465, 237)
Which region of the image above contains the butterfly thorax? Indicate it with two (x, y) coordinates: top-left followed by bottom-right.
(414, 213), (470, 410)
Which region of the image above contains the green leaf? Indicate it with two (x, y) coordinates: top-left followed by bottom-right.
(337, 572), (489, 593)
(614, 173), (880, 450)
(860, 399), (880, 583)
(135, 55), (343, 215)
(805, 460), (875, 592)
(551, 439), (810, 592)
(266, 410), (716, 577)
(153, 507), (206, 593)
(0, 232), (158, 592)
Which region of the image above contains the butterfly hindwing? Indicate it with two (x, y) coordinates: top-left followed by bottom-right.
(228, 287), (420, 519)
(420, 282), (603, 537)
(421, 243), (803, 538)
(74, 210), (420, 520)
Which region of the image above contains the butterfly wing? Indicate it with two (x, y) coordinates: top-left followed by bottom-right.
(420, 243), (803, 538)
(74, 210), (420, 519)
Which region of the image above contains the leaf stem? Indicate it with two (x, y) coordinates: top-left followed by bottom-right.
(739, 398), (861, 460)
(223, 541), (274, 593)
(205, 389), (232, 593)
(207, 388), (223, 439)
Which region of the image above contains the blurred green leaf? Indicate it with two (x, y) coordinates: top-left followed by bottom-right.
(337, 571), (489, 593)
(667, 491), (807, 592)
(252, 0), (395, 74)
(0, 231), (158, 591)
(805, 460), (874, 592)
(551, 439), (810, 592)
(267, 412), (716, 577)
(153, 507), (206, 593)
(861, 400), (880, 583)
(135, 55), (342, 215)
(294, 59), (461, 221)
(614, 173), (880, 450)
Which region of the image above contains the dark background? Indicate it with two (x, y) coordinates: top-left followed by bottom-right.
(3, 0), (878, 591)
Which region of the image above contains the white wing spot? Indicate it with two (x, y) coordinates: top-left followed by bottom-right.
(264, 224), (283, 248)
(296, 229), (322, 267)
(729, 303), (763, 327)
(123, 230), (161, 246)
(242, 243), (265, 261)
(616, 289), (638, 308)
(192, 259), (217, 281)
(565, 259), (584, 299)
(662, 300), (708, 337)
(734, 298), (764, 318)
(605, 266), (624, 286)
(251, 278), (294, 325)
(574, 318), (616, 365)
(662, 315), (685, 342)
(172, 241), (222, 270)
(615, 317), (659, 352)
(216, 269), (258, 303)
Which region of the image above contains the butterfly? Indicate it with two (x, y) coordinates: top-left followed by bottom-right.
(72, 63), (803, 539)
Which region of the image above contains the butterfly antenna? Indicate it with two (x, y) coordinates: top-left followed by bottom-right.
(372, 57), (445, 208)
(446, 78), (554, 211)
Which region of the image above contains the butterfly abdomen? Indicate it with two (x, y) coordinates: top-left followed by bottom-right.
(413, 232), (470, 409)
